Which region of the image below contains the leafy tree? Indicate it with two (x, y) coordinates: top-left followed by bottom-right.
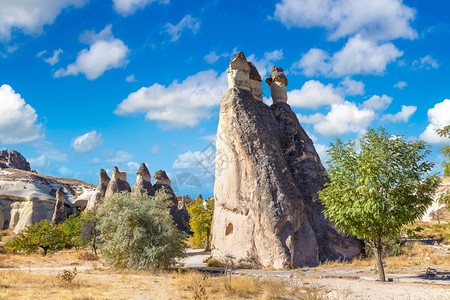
(79, 209), (100, 256)
(97, 191), (187, 270)
(186, 197), (214, 250)
(436, 125), (450, 177)
(60, 214), (84, 249)
(7, 219), (66, 256)
(319, 128), (440, 282)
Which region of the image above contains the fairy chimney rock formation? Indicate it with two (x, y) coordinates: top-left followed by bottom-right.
(52, 187), (66, 225)
(227, 51), (251, 91)
(86, 169), (110, 210)
(248, 62), (263, 101)
(105, 166), (131, 197)
(154, 170), (171, 186)
(211, 52), (363, 269)
(132, 163), (155, 196)
(265, 66), (288, 103)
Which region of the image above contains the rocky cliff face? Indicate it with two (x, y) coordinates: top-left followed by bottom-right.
(0, 150), (31, 172)
(211, 52), (362, 268)
(0, 168), (95, 233)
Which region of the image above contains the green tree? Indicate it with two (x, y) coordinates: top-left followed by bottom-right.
(319, 128), (440, 282)
(97, 191), (187, 270)
(7, 219), (66, 256)
(79, 209), (100, 256)
(60, 214), (84, 249)
(186, 197), (214, 250)
(436, 125), (450, 176)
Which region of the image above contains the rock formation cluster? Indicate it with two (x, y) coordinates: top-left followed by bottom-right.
(86, 165), (189, 232)
(0, 150), (31, 172)
(211, 52), (363, 269)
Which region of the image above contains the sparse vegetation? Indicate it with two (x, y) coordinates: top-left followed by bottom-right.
(97, 191), (187, 270)
(186, 196), (214, 250)
(56, 268), (78, 283)
(319, 128), (440, 281)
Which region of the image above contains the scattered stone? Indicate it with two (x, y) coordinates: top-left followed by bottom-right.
(105, 166), (131, 197)
(132, 163), (155, 196)
(52, 187), (67, 225)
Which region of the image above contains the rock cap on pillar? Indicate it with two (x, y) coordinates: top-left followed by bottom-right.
(265, 66), (288, 103)
(248, 62), (263, 101)
(105, 166), (131, 197)
(154, 170), (171, 186)
(132, 163), (155, 196)
(227, 51), (251, 91)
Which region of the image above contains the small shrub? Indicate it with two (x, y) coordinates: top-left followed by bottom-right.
(78, 251), (98, 261)
(205, 258), (226, 268)
(56, 268), (77, 283)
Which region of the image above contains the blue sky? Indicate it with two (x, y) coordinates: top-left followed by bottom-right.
(0, 0), (449, 198)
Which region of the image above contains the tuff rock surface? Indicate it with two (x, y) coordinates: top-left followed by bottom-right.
(153, 170), (189, 232)
(0, 150), (31, 171)
(0, 168), (95, 233)
(132, 163), (155, 196)
(52, 187), (67, 225)
(86, 169), (110, 211)
(105, 166), (131, 197)
(211, 52), (362, 268)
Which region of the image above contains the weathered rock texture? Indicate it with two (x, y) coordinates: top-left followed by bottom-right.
(105, 166), (131, 197)
(132, 163), (155, 196)
(0, 168), (95, 233)
(211, 52), (363, 269)
(52, 187), (67, 225)
(0, 150), (31, 171)
(86, 169), (110, 211)
(153, 170), (189, 232)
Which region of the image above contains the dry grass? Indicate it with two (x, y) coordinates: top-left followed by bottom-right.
(0, 249), (98, 268)
(170, 271), (327, 300)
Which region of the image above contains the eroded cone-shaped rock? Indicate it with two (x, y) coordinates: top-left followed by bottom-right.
(270, 102), (363, 261)
(211, 54), (362, 269)
(132, 163), (155, 196)
(52, 187), (66, 225)
(86, 169), (110, 211)
(153, 170), (189, 232)
(105, 166), (131, 197)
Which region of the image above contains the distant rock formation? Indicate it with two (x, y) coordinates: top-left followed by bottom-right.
(153, 170), (189, 232)
(0, 150), (31, 172)
(0, 168), (95, 233)
(52, 187), (67, 225)
(105, 166), (131, 197)
(132, 163), (155, 196)
(86, 169), (110, 211)
(211, 52), (362, 269)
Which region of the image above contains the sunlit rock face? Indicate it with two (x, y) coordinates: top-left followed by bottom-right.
(211, 52), (363, 269)
(0, 168), (95, 233)
(105, 166), (131, 197)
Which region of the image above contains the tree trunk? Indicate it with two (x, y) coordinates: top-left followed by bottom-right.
(205, 228), (211, 251)
(43, 247), (48, 256)
(374, 243), (386, 282)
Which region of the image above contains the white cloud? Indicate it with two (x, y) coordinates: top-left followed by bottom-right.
(247, 49), (284, 78)
(150, 144), (161, 154)
(412, 55), (439, 70)
(274, 0), (417, 41)
(71, 130), (104, 153)
(363, 94), (392, 111)
(291, 35), (402, 77)
(313, 101), (375, 136)
(165, 15), (200, 42)
(115, 70), (227, 129)
(125, 74), (136, 82)
(0, 84), (43, 144)
(204, 51), (229, 64)
(0, 0), (87, 42)
(43, 49), (63, 65)
(340, 77), (364, 96)
(173, 147), (215, 171)
(112, 0), (169, 16)
(291, 48), (330, 77)
(87, 157), (101, 165)
(297, 113), (325, 124)
(58, 166), (76, 177)
(381, 105), (416, 123)
(29, 145), (68, 169)
(420, 99), (450, 144)
(54, 25), (129, 80)
(331, 35), (403, 76)
(103, 150), (134, 163)
(394, 81), (407, 89)
(288, 80), (343, 109)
